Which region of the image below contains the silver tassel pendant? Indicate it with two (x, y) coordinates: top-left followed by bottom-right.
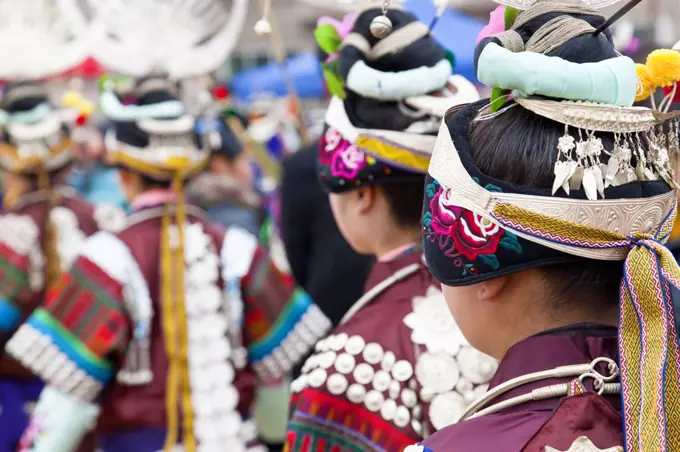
(117, 337), (153, 385)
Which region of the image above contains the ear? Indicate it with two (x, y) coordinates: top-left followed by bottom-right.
(477, 275), (511, 303)
(354, 185), (376, 214)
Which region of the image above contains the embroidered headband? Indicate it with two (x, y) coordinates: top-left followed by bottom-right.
(423, 1), (680, 449)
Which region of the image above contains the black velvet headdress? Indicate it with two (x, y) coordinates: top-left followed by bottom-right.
(316, 7), (479, 193)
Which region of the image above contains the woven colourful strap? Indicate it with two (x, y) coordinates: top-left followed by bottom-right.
(491, 200), (680, 452)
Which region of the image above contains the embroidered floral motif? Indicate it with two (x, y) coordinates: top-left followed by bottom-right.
(423, 179), (522, 273)
(319, 126), (379, 186)
(331, 143), (366, 179)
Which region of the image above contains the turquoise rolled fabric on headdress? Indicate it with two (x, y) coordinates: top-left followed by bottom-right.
(477, 42), (637, 106)
(100, 91), (185, 121)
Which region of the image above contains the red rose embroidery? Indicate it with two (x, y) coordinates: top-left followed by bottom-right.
(429, 187), (461, 235)
(452, 210), (504, 260)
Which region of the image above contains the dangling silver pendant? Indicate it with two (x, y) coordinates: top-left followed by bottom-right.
(254, 18), (272, 36)
(370, 14), (393, 39)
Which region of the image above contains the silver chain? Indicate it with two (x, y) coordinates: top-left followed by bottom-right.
(382, 0), (390, 14)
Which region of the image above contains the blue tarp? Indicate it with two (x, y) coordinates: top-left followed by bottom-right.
(231, 6), (484, 102)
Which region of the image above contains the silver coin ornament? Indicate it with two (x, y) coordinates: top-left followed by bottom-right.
(370, 15), (393, 39)
(254, 19), (272, 36)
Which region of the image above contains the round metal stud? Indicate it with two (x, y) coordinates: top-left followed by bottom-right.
(348, 383), (367, 403)
(365, 390), (385, 412)
(370, 15), (393, 39)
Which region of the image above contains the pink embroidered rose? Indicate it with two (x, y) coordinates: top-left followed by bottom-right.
(429, 186), (461, 235)
(452, 210), (504, 260)
(319, 126), (344, 165)
(476, 5), (507, 45)
(330, 143), (366, 179)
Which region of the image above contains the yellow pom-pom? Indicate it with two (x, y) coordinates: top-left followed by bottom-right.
(78, 104), (94, 117)
(635, 63), (655, 102)
(62, 91), (83, 108)
(646, 49), (680, 87)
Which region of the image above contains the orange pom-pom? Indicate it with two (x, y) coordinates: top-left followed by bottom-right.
(646, 49), (680, 87)
(635, 63), (655, 102)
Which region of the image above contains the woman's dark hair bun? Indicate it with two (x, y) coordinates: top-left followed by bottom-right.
(337, 8), (446, 81)
(474, 11), (617, 73)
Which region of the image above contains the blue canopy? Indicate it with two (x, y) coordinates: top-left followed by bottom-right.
(231, 52), (326, 102)
(403, 0), (484, 83)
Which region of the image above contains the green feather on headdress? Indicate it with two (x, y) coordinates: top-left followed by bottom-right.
(489, 6), (520, 113)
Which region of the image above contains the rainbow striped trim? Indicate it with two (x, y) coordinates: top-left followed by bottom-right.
(250, 293), (331, 381)
(25, 309), (113, 384)
(287, 389), (416, 452)
(249, 289), (314, 361)
(0, 296), (21, 333)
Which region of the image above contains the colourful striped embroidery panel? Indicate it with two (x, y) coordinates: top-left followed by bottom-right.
(9, 256), (129, 389)
(0, 241), (31, 333)
(287, 390), (415, 452)
(247, 289), (314, 362)
(242, 244), (312, 361)
(44, 257), (129, 360)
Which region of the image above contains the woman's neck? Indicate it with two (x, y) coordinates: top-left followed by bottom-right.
(131, 189), (176, 211)
(373, 226), (421, 261)
(494, 304), (618, 360)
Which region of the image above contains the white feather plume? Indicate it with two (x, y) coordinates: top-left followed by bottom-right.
(0, 0), (93, 79)
(88, 0), (248, 79)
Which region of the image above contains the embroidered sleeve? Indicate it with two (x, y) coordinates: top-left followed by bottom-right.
(221, 227), (331, 381)
(0, 214), (43, 336)
(5, 231), (131, 401)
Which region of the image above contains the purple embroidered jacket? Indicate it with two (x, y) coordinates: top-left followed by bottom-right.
(419, 325), (623, 452)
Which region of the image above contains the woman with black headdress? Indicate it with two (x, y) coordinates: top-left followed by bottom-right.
(285, 6), (495, 451)
(403, 0), (680, 450)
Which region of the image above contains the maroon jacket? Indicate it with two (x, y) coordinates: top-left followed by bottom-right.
(420, 325), (623, 452)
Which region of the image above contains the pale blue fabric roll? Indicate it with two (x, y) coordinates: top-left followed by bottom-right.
(477, 43), (637, 106)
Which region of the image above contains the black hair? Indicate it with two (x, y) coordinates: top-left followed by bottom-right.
(474, 10), (615, 73)
(139, 175), (173, 191)
(338, 9), (447, 80)
(379, 177), (426, 229)
(469, 11), (624, 309)
(336, 8), (448, 133)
